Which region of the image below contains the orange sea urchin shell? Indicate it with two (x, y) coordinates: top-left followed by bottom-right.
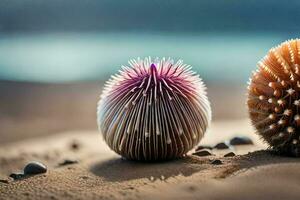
(97, 57), (211, 161)
(248, 39), (300, 156)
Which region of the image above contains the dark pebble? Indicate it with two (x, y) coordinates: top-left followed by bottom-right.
(188, 185), (196, 192)
(80, 176), (89, 180)
(70, 141), (80, 150)
(59, 159), (78, 166)
(214, 142), (230, 149)
(24, 161), (47, 175)
(192, 150), (213, 157)
(230, 136), (253, 145)
(195, 145), (213, 151)
(224, 152), (236, 157)
(23, 192), (30, 196)
(0, 179), (9, 184)
(211, 159), (222, 165)
(9, 173), (25, 180)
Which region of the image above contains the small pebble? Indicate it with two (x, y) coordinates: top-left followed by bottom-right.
(59, 159), (78, 166)
(0, 179), (9, 184)
(24, 161), (47, 175)
(214, 142), (230, 149)
(211, 159), (222, 165)
(230, 136), (253, 145)
(195, 145), (213, 151)
(70, 141), (80, 150)
(23, 192), (30, 196)
(80, 176), (89, 180)
(224, 152), (236, 157)
(9, 173), (25, 180)
(50, 195), (57, 200)
(188, 185), (196, 192)
(192, 150), (213, 157)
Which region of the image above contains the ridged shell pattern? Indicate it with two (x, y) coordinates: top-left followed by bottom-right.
(97, 57), (211, 161)
(248, 39), (300, 156)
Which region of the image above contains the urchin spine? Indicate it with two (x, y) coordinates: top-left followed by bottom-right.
(97, 57), (211, 161)
(248, 39), (300, 156)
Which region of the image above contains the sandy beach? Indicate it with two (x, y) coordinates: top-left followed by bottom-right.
(1, 81), (300, 200)
(1, 0), (299, 199)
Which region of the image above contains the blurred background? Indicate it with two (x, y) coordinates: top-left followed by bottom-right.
(0, 0), (298, 144)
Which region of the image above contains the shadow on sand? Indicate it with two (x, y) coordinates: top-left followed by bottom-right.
(234, 150), (300, 172)
(90, 156), (209, 182)
(90, 150), (300, 182)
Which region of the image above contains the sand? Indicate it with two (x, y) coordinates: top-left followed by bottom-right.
(1, 119), (300, 200)
(1, 81), (300, 199)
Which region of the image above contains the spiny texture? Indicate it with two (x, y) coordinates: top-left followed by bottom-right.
(97, 57), (211, 161)
(248, 39), (300, 156)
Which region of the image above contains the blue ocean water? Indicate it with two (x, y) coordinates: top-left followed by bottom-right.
(0, 32), (290, 83)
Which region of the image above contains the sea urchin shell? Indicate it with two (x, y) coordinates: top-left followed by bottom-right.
(97, 57), (211, 161)
(247, 39), (300, 156)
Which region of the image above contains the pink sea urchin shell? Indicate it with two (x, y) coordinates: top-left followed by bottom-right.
(97, 57), (211, 161)
(248, 39), (300, 156)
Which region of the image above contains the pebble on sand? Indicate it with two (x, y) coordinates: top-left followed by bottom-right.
(9, 173), (25, 180)
(214, 142), (230, 149)
(230, 136), (253, 145)
(192, 150), (213, 157)
(0, 179), (9, 184)
(70, 140), (80, 151)
(224, 152), (236, 157)
(59, 159), (78, 166)
(195, 145), (213, 151)
(211, 159), (222, 165)
(24, 161), (47, 175)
